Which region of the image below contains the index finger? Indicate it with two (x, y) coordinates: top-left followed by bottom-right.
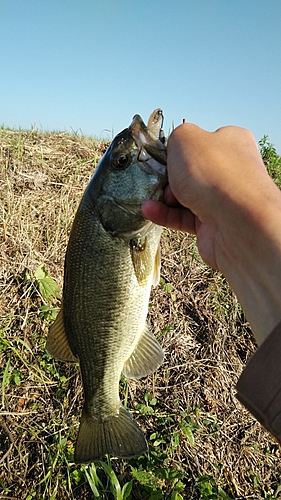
(142, 200), (196, 233)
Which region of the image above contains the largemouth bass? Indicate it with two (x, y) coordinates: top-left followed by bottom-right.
(46, 109), (167, 463)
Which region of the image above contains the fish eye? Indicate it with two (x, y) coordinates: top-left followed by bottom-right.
(115, 154), (129, 168)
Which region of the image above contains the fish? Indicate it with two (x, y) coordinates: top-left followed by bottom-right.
(46, 109), (167, 463)
(147, 108), (165, 144)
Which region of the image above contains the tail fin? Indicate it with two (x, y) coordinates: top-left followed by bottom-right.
(74, 406), (148, 463)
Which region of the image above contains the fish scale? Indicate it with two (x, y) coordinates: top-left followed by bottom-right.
(47, 110), (167, 462)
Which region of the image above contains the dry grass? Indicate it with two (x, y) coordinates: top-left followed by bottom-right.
(0, 128), (280, 499)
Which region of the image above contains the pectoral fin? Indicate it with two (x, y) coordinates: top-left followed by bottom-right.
(152, 242), (161, 287)
(130, 237), (153, 286)
(122, 325), (164, 379)
(46, 303), (77, 362)
(130, 238), (161, 288)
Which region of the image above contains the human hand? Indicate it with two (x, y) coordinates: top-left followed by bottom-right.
(143, 123), (267, 269)
(142, 123), (281, 344)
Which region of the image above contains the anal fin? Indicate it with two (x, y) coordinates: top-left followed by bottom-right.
(122, 325), (164, 379)
(46, 303), (77, 362)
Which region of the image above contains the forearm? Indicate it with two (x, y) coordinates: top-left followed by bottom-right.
(213, 179), (281, 345)
(236, 320), (281, 444)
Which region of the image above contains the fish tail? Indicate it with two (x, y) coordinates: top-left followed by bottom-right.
(74, 406), (148, 463)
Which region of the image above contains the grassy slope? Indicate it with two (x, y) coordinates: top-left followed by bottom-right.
(0, 129), (280, 499)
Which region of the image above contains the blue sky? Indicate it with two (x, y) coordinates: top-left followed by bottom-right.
(1, 0), (281, 152)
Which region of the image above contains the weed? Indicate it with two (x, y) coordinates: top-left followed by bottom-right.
(259, 135), (281, 189)
(137, 391), (157, 415)
(194, 475), (233, 499)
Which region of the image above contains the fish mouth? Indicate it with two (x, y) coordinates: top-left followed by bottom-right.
(113, 110), (168, 217)
(129, 113), (167, 177)
(126, 111), (168, 206)
(137, 147), (167, 177)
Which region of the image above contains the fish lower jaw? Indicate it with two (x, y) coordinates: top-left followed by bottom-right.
(117, 220), (153, 240)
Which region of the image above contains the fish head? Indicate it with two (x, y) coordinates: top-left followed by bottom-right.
(90, 110), (167, 239)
